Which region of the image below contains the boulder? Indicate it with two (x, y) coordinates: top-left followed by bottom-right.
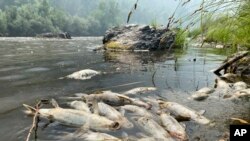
(36, 32), (71, 39)
(103, 24), (176, 51)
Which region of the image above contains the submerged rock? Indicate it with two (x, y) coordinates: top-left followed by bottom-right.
(36, 32), (71, 39)
(103, 24), (176, 51)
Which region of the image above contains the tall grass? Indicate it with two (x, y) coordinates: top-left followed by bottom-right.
(189, 0), (250, 50)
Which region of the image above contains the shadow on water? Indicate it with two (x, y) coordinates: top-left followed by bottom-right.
(0, 37), (249, 141)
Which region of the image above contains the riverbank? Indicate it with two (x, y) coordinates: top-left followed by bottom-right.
(0, 37), (249, 141)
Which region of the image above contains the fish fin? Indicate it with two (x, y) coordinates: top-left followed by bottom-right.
(51, 98), (60, 108)
(23, 104), (36, 114)
(92, 100), (99, 115)
(117, 95), (133, 102)
(58, 76), (65, 79)
(198, 110), (206, 115)
(120, 107), (126, 116)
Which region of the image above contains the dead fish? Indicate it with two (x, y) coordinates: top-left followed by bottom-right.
(82, 91), (132, 106)
(96, 102), (133, 128)
(160, 113), (188, 141)
(225, 89), (250, 100)
(159, 101), (210, 125)
(123, 87), (157, 96)
(136, 117), (175, 141)
(233, 81), (247, 91)
(215, 78), (230, 89)
(67, 100), (91, 113)
(60, 69), (101, 80)
(23, 103), (120, 131)
(61, 130), (121, 141)
(80, 131), (122, 141)
(83, 91), (151, 109)
(121, 105), (159, 123)
(138, 137), (157, 141)
(130, 98), (152, 110)
(191, 93), (209, 101)
(121, 105), (154, 118)
(197, 87), (214, 94)
(142, 96), (160, 112)
(190, 87), (214, 101)
(220, 73), (239, 82)
(240, 89), (250, 95)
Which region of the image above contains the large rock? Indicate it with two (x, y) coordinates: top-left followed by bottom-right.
(103, 24), (176, 51)
(36, 32), (71, 39)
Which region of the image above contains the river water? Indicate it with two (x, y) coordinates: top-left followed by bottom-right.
(0, 37), (249, 141)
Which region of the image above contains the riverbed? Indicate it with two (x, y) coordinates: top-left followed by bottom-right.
(0, 37), (249, 141)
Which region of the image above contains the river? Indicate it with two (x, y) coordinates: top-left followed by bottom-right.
(0, 37), (249, 141)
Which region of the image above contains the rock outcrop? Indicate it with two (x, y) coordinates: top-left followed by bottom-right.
(103, 24), (176, 51)
(36, 32), (71, 39)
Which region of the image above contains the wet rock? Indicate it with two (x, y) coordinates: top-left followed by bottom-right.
(103, 24), (176, 51)
(36, 32), (71, 39)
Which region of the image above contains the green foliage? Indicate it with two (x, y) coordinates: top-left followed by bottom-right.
(150, 18), (158, 29)
(0, 0), (121, 36)
(174, 29), (187, 48)
(190, 1), (250, 49)
(0, 9), (7, 35)
(188, 28), (202, 38)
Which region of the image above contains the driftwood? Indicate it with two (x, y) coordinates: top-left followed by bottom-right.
(213, 51), (249, 76)
(25, 99), (49, 141)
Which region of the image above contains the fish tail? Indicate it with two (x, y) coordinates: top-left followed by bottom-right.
(23, 104), (36, 114)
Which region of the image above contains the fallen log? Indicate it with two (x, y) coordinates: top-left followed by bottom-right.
(213, 51), (249, 76)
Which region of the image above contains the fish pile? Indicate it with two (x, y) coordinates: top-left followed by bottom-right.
(189, 77), (250, 102)
(23, 87), (211, 141)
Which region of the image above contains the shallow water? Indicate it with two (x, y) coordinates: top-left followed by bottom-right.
(0, 37), (249, 141)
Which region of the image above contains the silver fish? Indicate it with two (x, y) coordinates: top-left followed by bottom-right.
(191, 92), (209, 101)
(60, 130), (121, 141)
(67, 100), (91, 113)
(226, 89), (250, 100)
(121, 105), (154, 118)
(61, 69), (101, 80)
(159, 101), (210, 125)
(138, 137), (157, 141)
(136, 117), (175, 141)
(80, 131), (121, 141)
(96, 102), (133, 128)
(83, 91), (132, 106)
(131, 98), (152, 110)
(83, 91), (151, 109)
(233, 81), (247, 91)
(123, 87), (157, 96)
(197, 87), (214, 94)
(23, 104), (120, 131)
(215, 78), (230, 89)
(160, 113), (188, 141)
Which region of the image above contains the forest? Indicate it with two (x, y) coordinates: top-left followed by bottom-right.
(0, 0), (183, 36)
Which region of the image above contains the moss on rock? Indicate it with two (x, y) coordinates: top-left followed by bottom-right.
(104, 41), (131, 50)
